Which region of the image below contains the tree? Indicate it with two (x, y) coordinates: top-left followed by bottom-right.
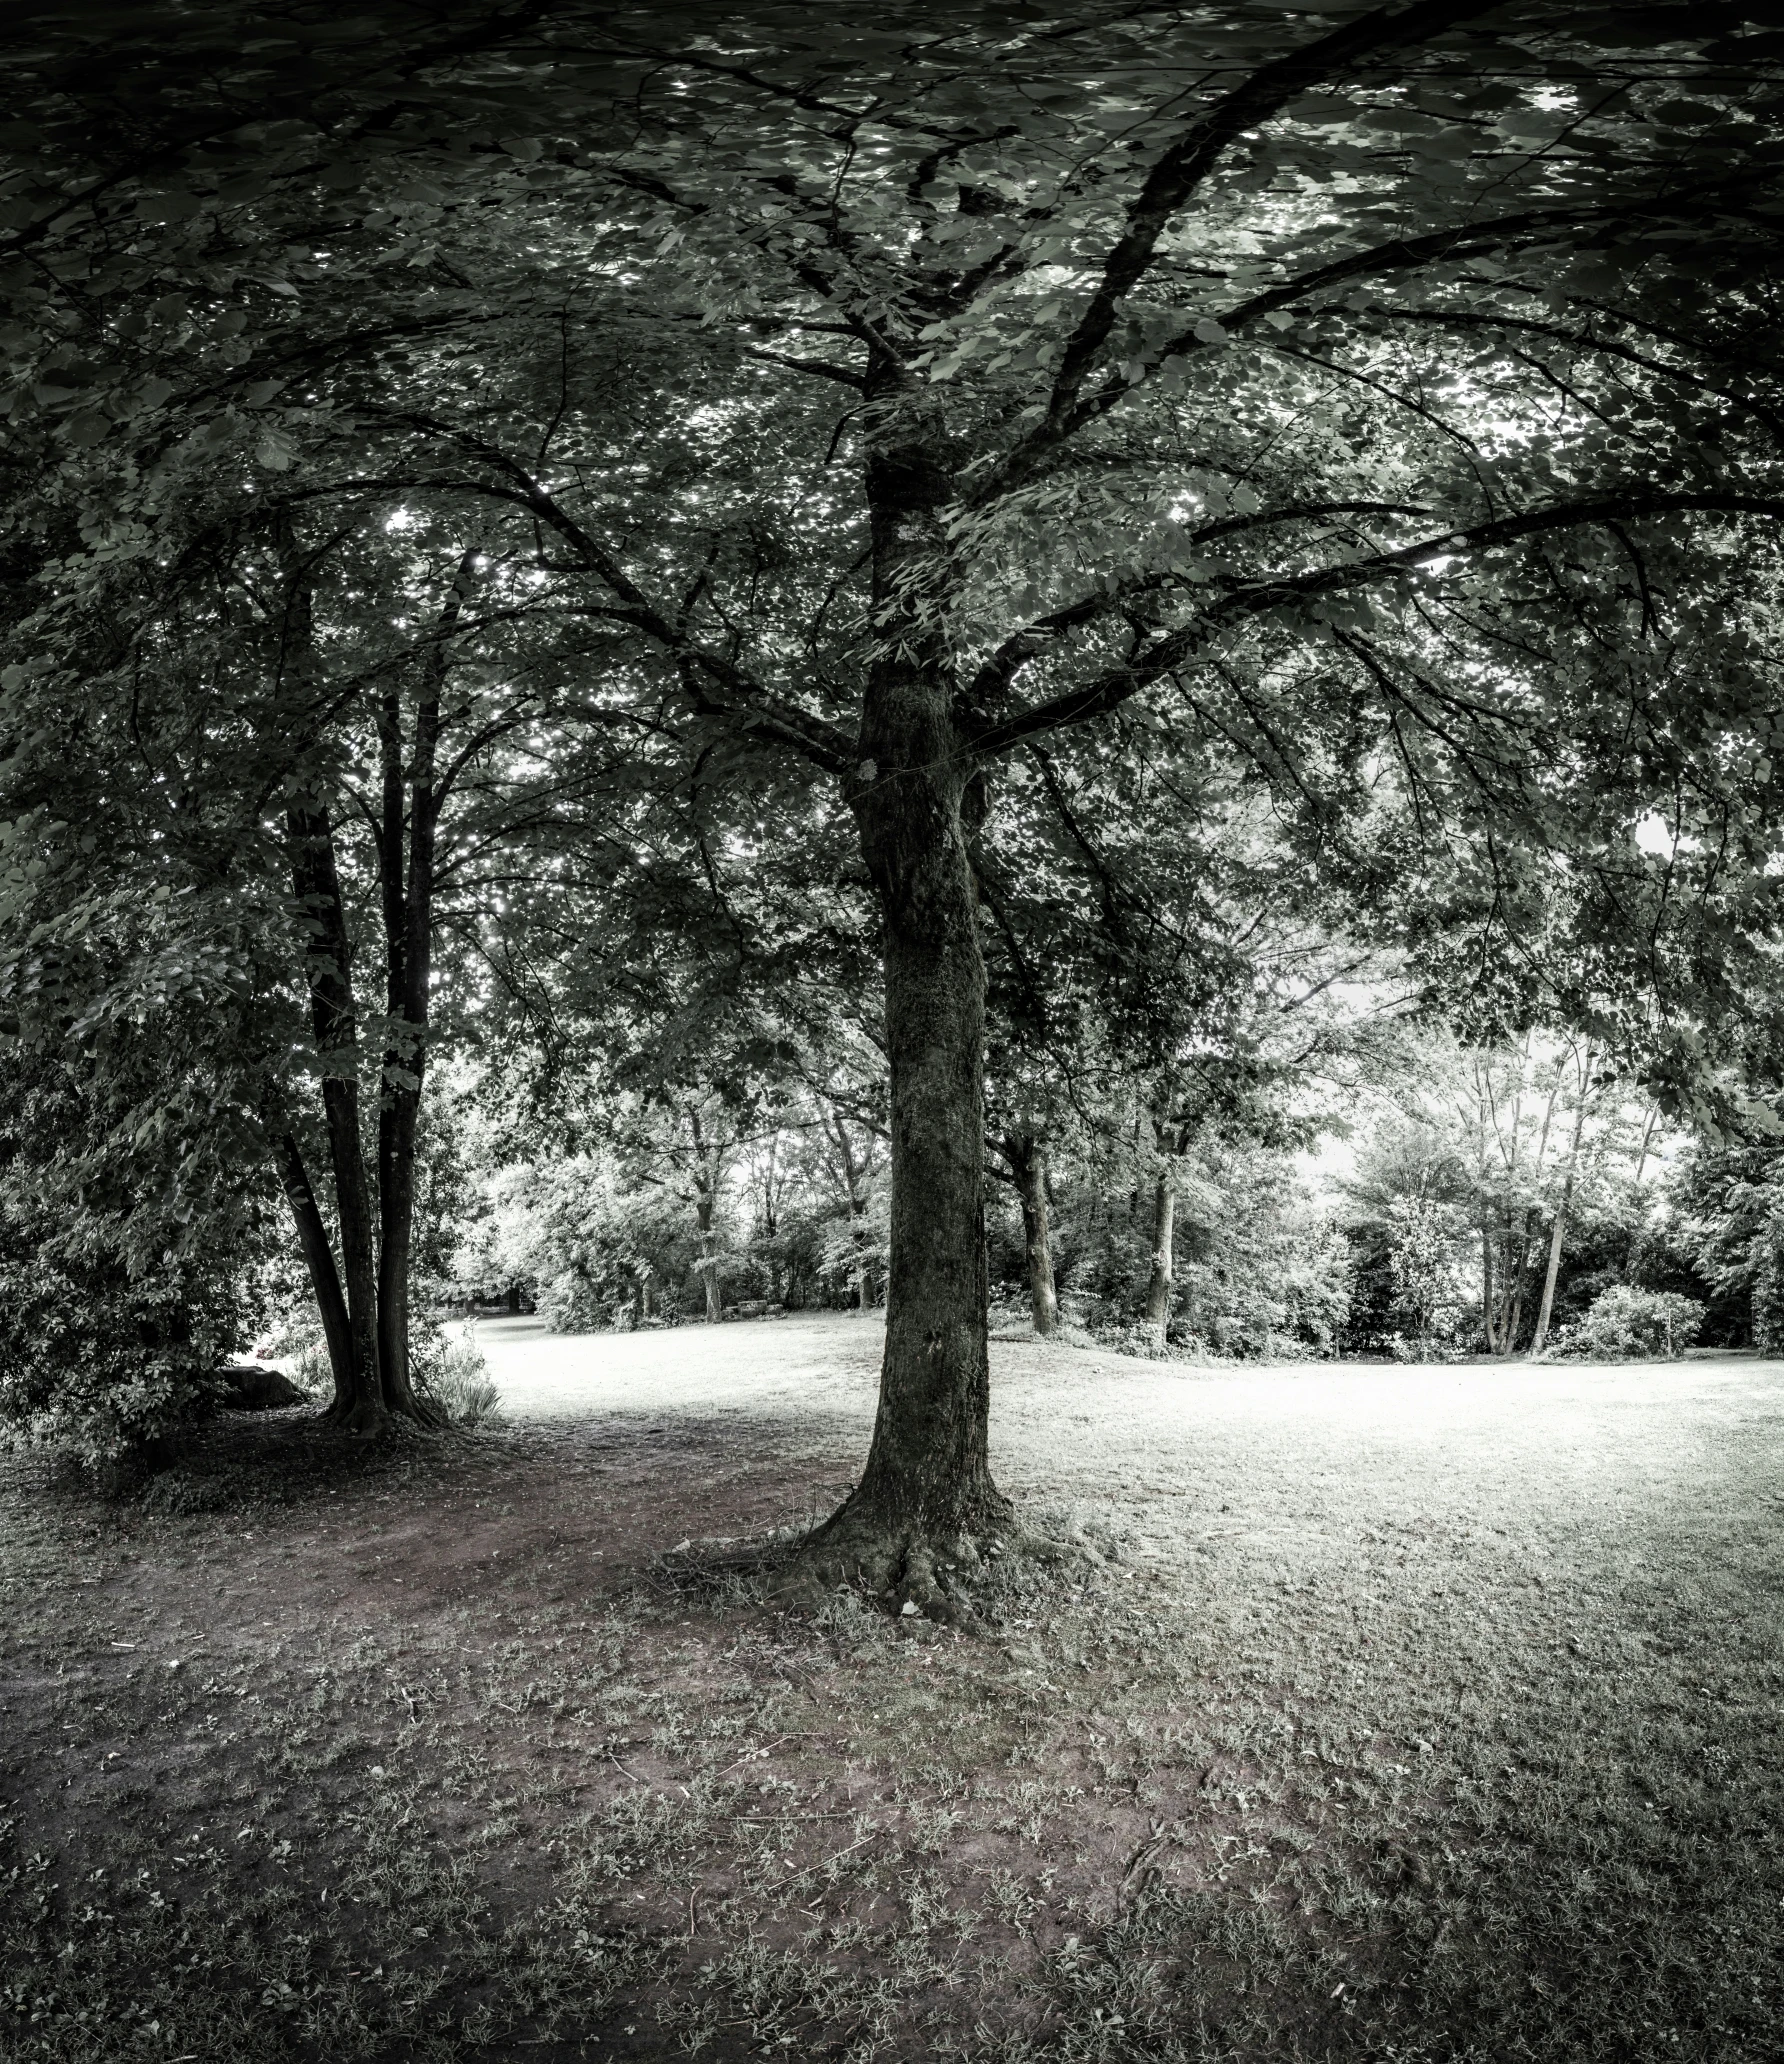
(1529, 1040), (1596, 1358)
(1, 463), (675, 1432)
(1384, 1194), (1466, 1359)
(1342, 1027), (1667, 1353)
(6, 4), (1784, 1591)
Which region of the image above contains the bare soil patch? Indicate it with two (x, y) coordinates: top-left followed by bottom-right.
(3, 1318), (1781, 2061)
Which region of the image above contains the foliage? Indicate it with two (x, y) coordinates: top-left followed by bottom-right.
(1650, 1128), (1784, 1350)
(1545, 1284), (1705, 1363)
(411, 1323), (503, 1430)
(1385, 1193), (1470, 1355)
(0, 934), (275, 1464)
(1018, 1136), (1352, 1357)
(4, 2), (1784, 1502)
(0, 1242), (250, 1470)
(1341, 1032), (1667, 1353)
(453, 1158), (696, 1329)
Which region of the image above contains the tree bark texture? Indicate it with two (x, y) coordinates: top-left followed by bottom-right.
(274, 1130), (355, 1407)
(1143, 1167), (1177, 1332)
(808, 394), (1010, 1579)
(1005, 1132), (1058, 1337)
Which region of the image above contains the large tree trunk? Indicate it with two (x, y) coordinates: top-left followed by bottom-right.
(274, 1130), (354, 1405)
(1005, 1132), (1058, 1337)
(1142, 1167), (1177, 1335)
(819, 756), (1006, 1569)
(787, 387), (1020, 1620)
(800, 410), (1010, 1599)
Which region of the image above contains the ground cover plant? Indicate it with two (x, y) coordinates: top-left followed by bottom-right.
(3, 1315), (1779, 2063)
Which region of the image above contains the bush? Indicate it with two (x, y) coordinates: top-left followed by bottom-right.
(0, 1258), (245, 1469)
(0, 1077), (269, 1471)
(413, 1323), (504, 1428)
(1545, 1284), (1704, 1362)
(0, 955), (276, 1468)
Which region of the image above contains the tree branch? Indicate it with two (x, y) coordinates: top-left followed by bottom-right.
(969, 492), (1784, 756)
(994, 0), (1496, 490)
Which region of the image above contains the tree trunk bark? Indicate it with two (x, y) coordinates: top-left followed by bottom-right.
(376, 549), (474, 1421)
(1530, 1042), (1593, 1359)
(804, 430), (1008, 1587)
(285, 788), (385, 1432)
(274, 1130), (354, 1406)
(820, 765), (1005, 1563)
(691, 1112), (722, 1321)
(791, 388), (1014, 1611)
(1143, 1167), (1177, 1335)
(1006, 1133), (1059, 1337)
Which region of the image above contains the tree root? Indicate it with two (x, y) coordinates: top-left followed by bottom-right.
(323, 1394), (450, 1439)
(325, 1395), (391, 1439)
(762, 1511), (1104, 1630)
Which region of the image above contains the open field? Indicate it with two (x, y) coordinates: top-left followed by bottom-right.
(2, 1315), (1781, 2063)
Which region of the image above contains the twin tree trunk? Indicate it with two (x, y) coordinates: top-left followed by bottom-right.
(275, 543), (475, 1432)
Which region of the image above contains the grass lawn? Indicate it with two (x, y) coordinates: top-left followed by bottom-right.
(2, 1313), (1780, 2062)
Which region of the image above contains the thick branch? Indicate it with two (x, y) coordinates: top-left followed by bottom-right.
(969, 492), (1784, 756)
(1014, 1), (1495, 468)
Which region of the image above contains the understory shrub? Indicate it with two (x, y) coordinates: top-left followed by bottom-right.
(1545, 1284), (1704, 1361)
(0, 1250), (249, 1468)
(412, 1323), (504, 1428)
(0, 1055), (271, 1470)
